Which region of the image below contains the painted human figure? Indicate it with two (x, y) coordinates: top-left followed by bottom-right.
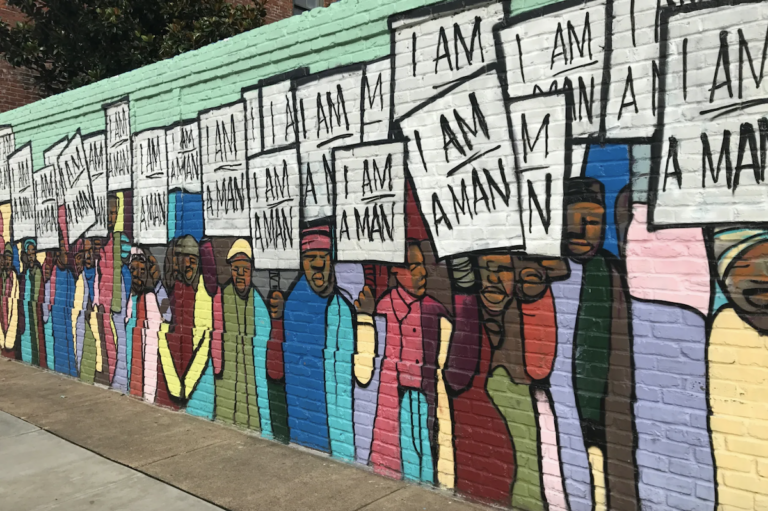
(41, 251), (55, 370)
(49, 235), (77, 377)
(265, 286), (289, 443)
(709, 229), (768, 510)
(96, 192), (130, 390)
(125, 247), (160, 403)
(19, 239), (46, 367)
(76, 238), (108, 384)
(212, 239), (271, 430)
(0, 240), (19, 359)
(283, 225), (355, 461)
(358, 242), (453, 485)
(157, 235), (214, 417)
(549, 177), (637, 511)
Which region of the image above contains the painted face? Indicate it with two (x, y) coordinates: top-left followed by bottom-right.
(147, 255), (161, 289)
(4, 253), (13, 272)
(392, 244), (427, 298)
(230, 258), (252, 297)
(478, 254), (515, 313)
(25, 243), (37, 267)
(179, 254), (199, 286)
(74, 250), (84, 275)
(512, 256), (568, 303)
(83, 240), (94, 270)
(302, 249), (333, 297)
(107, 196), (119, 232)
(130, 258), (147, 294)
(724, 242), (768, 332)
(566, 201), (605, 261)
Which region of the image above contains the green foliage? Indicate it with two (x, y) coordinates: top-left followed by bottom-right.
(0, 0), (267, 95)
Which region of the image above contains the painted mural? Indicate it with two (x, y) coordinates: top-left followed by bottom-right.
(1, 0), (768, 509)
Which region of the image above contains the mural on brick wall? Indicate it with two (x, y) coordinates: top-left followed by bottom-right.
(3, 0), (768, 508)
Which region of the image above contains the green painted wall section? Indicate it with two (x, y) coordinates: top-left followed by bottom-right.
(0, 0), (558, 167)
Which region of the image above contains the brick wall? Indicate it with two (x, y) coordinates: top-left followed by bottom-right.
(0, 0), (767, 510)
(0, 0), (42, 112)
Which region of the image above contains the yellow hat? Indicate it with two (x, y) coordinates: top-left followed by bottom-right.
(227, 239), (253, 262)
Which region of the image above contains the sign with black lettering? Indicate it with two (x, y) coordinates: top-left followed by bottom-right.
(58, 132), (96, 244)
(166, 121), (201, 193)
(361, 58), (391, 142)
(243, 87), (261, 157)
(508, 90), (572, 256)
(496, 0), (609, 138)
(9, 144), (35, 241)
(247, 147), (300, 269)
(201, 102), (249, 236)
(0, 126), (15, 204)
(398, 71), (524, 258)
(33, 166), (59, 250)
(84, 133), (108, 238)
(652, 1), (768, 227)
(256, 79), (299, 154)
(104, 98), (132, 191)
(333, 141), (405, 263)
(390, 0), (504, 121)
(295, 66), (363, 221)
(44, 136), (67, 206)
(133, 129), (168, 244)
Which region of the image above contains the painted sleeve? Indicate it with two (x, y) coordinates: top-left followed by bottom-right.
(253, 290), (272, 436)
(444, 293), (482, 393)
(354, 313), (376, 386)
(143, 294), (161, 404)
(42, 278), (51, 322)
(73, 276), (85, 369)
(5, 277), (19, 350)
(212, 287), (223, 376)
(184, 282), (213, 399)
(158, 322), (182, 399)
(436, 316), (455, 489)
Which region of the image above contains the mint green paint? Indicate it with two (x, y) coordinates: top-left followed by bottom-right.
(0, 0), (560, 165)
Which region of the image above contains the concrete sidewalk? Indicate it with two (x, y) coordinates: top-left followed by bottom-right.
(0, 360), (485, 511)
(0, 411), (220, 510)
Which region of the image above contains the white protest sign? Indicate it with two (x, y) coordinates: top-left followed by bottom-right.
(44, 136), (67, 206)
(496, 0), (608, 138)
(261, 79), (299, 153)
(508, 90), (572, 256)
(9, 144), (35, 241)
(333, 141), (406, 263)
(33, 166), (59, 250)
(0, 126), (15, 204)
(295, 66), (363, 221)
(58, 132), (96, 244)
(398, 70), (524, 258)
(133, 129), (169, 244)
(361, 59), (392, 142)
(652, 1), (768, 227)
(104, 98), (132, 191)
(243, 88), (261, 157)
(166, 121), (201, 193)
(390, 0), (504, 121)
(605, 0), (660, 138)
(247, 147), (301, 270)
(201, 102), (249, 236)
(84, 133), (108, 238)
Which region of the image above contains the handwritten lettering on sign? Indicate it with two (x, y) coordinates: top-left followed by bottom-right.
(58, 132), (96, 244)
(201, 102), (249, 236)
(248, 147), (301, 270)
(44, 137), (67, 206)
(361, 58), (391, 143)
(133, 129), (169, 245)
(0, 126), (15, 204)
(167, 121), (201, 193)
(496, 0), (609, 139)
(33, 166), (59, 250)
(333, 141), (406, 263)
(9, 144), (35, 241)
(84, 133), (108, 238)
(399, 70), (523, 258)
(652, 1), (768, 227)
(295, 66), (363, 221)
(390, 0), (505, 121)
(508, 90), (572, 257)
(104, 98), (132, 192)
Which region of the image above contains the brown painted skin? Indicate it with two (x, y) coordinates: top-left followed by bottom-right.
(566, 201), (605, 262)
(391, 244), (427, 298)
(302, 249), (334, 298)
(130, 257), (147, 295)
(723, 241), (768, 333)
(229, 255), (252, 300)
(477, 254), (515, 315)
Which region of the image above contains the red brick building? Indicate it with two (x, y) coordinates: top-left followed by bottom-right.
(0, 0), (332, 113)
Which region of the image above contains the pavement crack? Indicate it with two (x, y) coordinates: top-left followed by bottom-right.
(136, 438), (231, 469)
(352, 487), (405, 511)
